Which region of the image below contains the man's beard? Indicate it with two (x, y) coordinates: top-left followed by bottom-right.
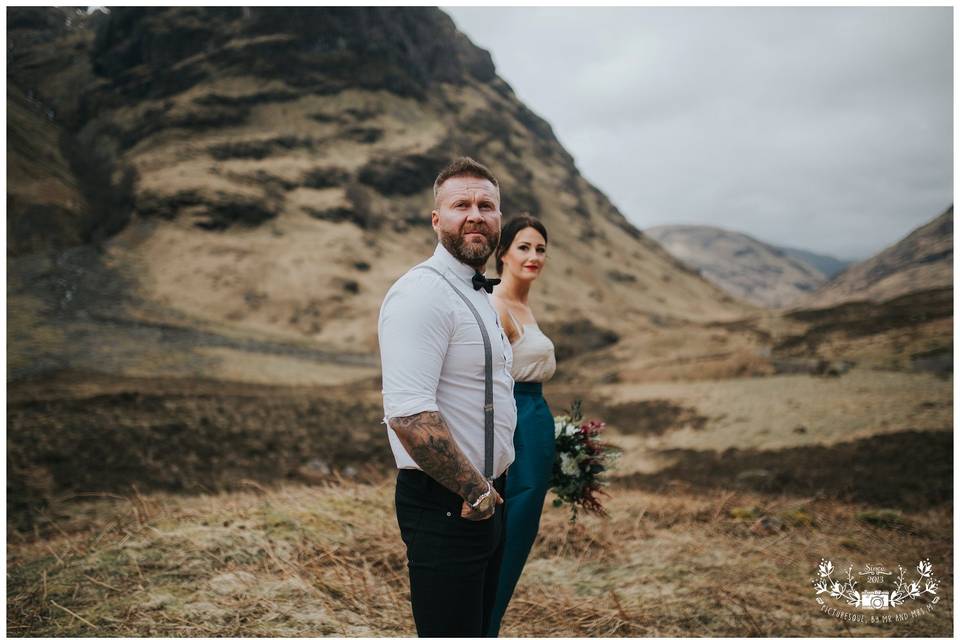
(439, 225), (499, 270)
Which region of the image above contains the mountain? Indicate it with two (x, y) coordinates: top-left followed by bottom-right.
(644, 224), (829, 308)
(8, 6), (952, 537)
(795, 206), (953, 309)
(768, 245), (852, 280)
(7, 7), (752, 386)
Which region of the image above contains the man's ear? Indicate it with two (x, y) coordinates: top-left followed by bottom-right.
(431, 210), (439, 231)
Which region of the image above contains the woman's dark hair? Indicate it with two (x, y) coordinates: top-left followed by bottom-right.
(495, 214), (548, 275)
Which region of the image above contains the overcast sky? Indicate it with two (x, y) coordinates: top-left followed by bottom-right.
(445, 7), (953, 261)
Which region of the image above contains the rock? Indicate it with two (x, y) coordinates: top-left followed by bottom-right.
(357, 148), (449, 196)
(772, 358), (822, 375)
(298, 459), (331, 484)
(910, 346), (952, 375)
(343, 126), (383, 143)
(499, 183), (542, 217)
(606, 270), (638, 284)
(772, 358), (854, 377)
(305, 458), (330, 474)
(816, 359), (854, 377)
(301, 167), (350, 189)
(137, 189), (277, 230)
(304, 206), (359, 224)
(207, 136), (314, 161)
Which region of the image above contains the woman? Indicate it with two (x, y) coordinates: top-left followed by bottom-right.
(487, 215), (556, 637)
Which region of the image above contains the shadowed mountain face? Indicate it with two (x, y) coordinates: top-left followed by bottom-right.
(798, 206), (953, 309)
(89, 7), (498, 101)
(645, 224), (831, 308)
(8, 6), (751, 383)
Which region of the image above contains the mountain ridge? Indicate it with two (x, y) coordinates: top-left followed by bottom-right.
(795, 205), (953, 309)
(7, 6), (754, 386)
(645, 224), (830, 308)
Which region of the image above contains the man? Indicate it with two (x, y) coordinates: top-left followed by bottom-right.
(378, 157), (517, 637)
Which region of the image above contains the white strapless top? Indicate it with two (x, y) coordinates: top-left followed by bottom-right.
(507, 309), (556, 383)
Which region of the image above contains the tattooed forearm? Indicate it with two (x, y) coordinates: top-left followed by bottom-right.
(389, 411), (489, 506)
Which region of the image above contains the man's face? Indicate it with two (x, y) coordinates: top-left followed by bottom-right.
(432, 176), (502, 270)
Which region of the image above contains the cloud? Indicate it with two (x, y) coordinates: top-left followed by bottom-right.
(446, 6), (953, 260)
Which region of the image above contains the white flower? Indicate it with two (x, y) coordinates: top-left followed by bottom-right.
(560, 452), (580, 476)
(554, 417), (573, 438)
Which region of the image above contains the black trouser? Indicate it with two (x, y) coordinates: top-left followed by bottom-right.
(395, 469), (507, 638)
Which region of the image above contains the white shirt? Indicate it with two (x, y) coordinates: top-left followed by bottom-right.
(378, 243), (517, 478)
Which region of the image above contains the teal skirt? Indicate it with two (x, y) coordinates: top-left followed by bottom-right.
(486, 381), (555, 637)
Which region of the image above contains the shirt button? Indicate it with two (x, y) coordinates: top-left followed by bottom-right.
(446, 511), (452, 517)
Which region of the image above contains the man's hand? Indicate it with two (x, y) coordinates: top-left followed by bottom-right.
(460, 485), (503, 521)
(389, 411), (492, 512)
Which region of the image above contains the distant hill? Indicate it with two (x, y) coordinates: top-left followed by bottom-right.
(769, 245), (852, 280)
(644, 225), (828, 308)
(795, 206), (953, 309)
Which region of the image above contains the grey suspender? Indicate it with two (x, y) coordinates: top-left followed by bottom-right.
(413, 265), (495, 480)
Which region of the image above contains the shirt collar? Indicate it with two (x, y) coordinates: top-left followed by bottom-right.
(432, 242), (486, 283)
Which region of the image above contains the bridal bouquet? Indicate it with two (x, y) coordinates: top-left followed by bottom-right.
(550, 400), (620, 521)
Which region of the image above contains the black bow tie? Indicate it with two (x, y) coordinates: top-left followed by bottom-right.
(472, 272), (501, 293)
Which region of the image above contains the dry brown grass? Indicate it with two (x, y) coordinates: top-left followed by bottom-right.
(594, 368), (953, 454)
(7, 479), (952, 637)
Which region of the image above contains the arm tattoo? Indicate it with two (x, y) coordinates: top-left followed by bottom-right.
(389, 411), (489, 506)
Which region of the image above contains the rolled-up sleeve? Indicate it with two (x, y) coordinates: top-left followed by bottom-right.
(378, 272), (454, 422)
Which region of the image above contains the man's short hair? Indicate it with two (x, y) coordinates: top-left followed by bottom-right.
(433, 157), (500, 203)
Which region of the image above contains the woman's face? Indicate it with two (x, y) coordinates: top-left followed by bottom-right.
(502, 226), (547, 281)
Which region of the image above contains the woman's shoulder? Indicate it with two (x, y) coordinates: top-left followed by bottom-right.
(491, 296), (520, 341)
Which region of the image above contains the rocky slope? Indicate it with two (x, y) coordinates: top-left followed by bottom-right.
(645, 224), (831, 308)
(8, 6), (754, 385)
(795, 206), (953, 309)
(7, 8), (99, 256)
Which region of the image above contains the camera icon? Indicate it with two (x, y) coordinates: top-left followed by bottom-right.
(860, 590), (890, 609)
